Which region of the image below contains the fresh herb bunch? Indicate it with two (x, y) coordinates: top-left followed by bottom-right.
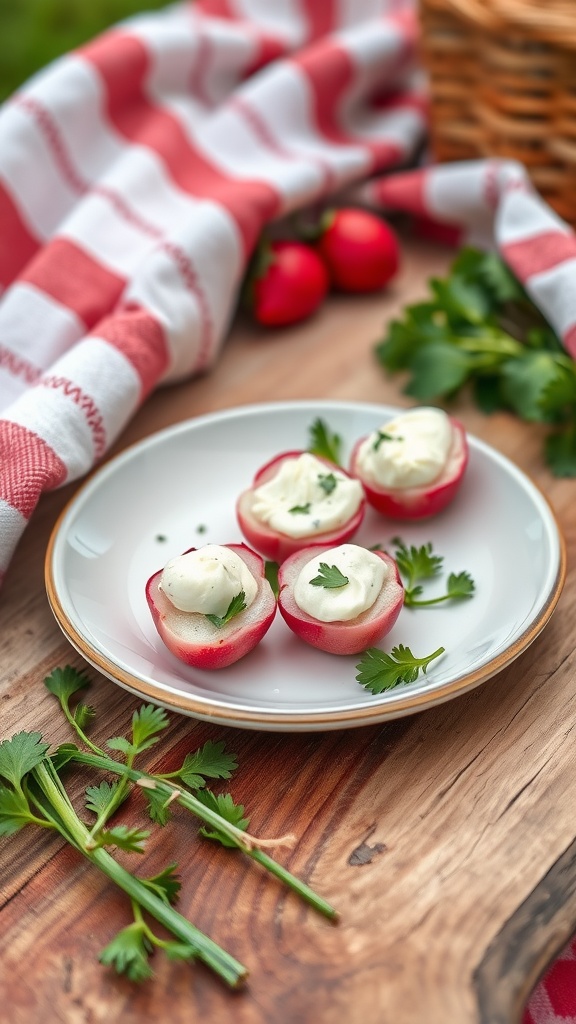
(375, 247), (576, 476)
(0, 667), (337, 987)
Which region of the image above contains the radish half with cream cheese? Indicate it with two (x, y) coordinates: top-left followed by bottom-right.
(278, 542), (404, 656)
(350, 407), (468, 520)
(236, 450), (366, 563)
(146, 543), (276, 669)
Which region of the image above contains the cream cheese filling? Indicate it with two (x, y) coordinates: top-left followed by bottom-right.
(159, 544), (257, 617)
(251, 452), (363, 538)
(293, 543), (387, 622)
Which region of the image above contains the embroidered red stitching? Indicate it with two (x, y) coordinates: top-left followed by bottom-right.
(0, 344), (42, 386)
(41, 375), (107, 458)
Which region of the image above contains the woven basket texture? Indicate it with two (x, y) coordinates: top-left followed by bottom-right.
(419, 0), (576, 224)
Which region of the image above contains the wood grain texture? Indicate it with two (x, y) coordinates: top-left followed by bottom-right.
(1, 238), (575, 1023)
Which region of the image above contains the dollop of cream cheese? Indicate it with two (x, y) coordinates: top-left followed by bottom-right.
(159, 545), (257, 617)
(251, 453), (363, 539)
(293, 544), (387, 622)
(356, 407), (453, 489)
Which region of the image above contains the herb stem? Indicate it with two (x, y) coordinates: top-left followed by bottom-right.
(249, 849), (338, 922)
(62, 748), (337, 920)
(31, 760), (247, 987)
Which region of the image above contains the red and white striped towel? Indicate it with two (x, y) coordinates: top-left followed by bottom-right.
(1, 3), (576, 1016)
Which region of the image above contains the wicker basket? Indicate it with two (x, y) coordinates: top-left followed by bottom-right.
(419, 0), (576, 225)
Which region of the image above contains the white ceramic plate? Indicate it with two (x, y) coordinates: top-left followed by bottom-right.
(46, 400), (566, 732)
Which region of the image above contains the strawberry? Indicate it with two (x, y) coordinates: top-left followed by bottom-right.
(316, 208), (400, 293)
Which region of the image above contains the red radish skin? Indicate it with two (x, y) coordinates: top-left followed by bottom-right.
(278, 546), (404, 656)
(146, 543), (276, 670)
(252, 241), (329, 326)
(350, 419), (469, 520)
(317, 208), (400, 293)
(236, 450), (366, 563)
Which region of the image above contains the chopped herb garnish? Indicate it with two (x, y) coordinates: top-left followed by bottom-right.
(356, 644), (445, 694)
(289, 503), (311, 515)
(318, 472), (338, 495)
(372, 431), (402, 451)
(309, 563), (349, 589)
(205, 592), (246, 628)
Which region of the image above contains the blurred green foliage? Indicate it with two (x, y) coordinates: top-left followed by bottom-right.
(0, 0), (172, 102)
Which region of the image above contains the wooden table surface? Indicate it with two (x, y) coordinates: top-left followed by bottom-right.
(1, 237), (575, 1024)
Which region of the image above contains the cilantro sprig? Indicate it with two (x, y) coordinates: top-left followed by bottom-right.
(0, 666), (338, 987)
(356, 645), (445, 694)
(391, 537), (475, 607)
(375, 246), (576, 476)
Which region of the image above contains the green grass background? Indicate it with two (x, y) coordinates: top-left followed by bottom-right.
(0, 0), (172, 102)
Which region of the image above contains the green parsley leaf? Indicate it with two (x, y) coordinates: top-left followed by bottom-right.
(99, 924), (154, 982)
(288, 503), (311, 515)
(177, 740), (238, 790)
(545, 424), (576, 477)
(106, 736), (133, 756)
(131, 704), (169, 754)
(94, 825), (150, 853)
(446, 571), (476, 599)
(85, 781), (122, 818)
(394, 538), (475, 608)
(143, 786), (173, 827)
(141, 863), (182, 905)
(205, 591), (247, 628)
(318, 472), (338, 494)
(195, 790), (250, 848)
(0, 784), (36, 835)
(499, 351), (565, 422)
(309, 563), (349, 589)
(393, 538), (443, 592)
(307, 418), (342, 465)
(164, 942), (198, 962)
(0, 732), (50, 788)
(44, 665), (89, 703)
(356, 645), (445, 695)
(404, 343), (476, 401)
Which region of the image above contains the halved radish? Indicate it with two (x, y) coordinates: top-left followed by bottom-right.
(146, 543), (276, 669)
(236, 450), (365, 563)
(278, 543), (404, 656)
(350, 417), (468, 520)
